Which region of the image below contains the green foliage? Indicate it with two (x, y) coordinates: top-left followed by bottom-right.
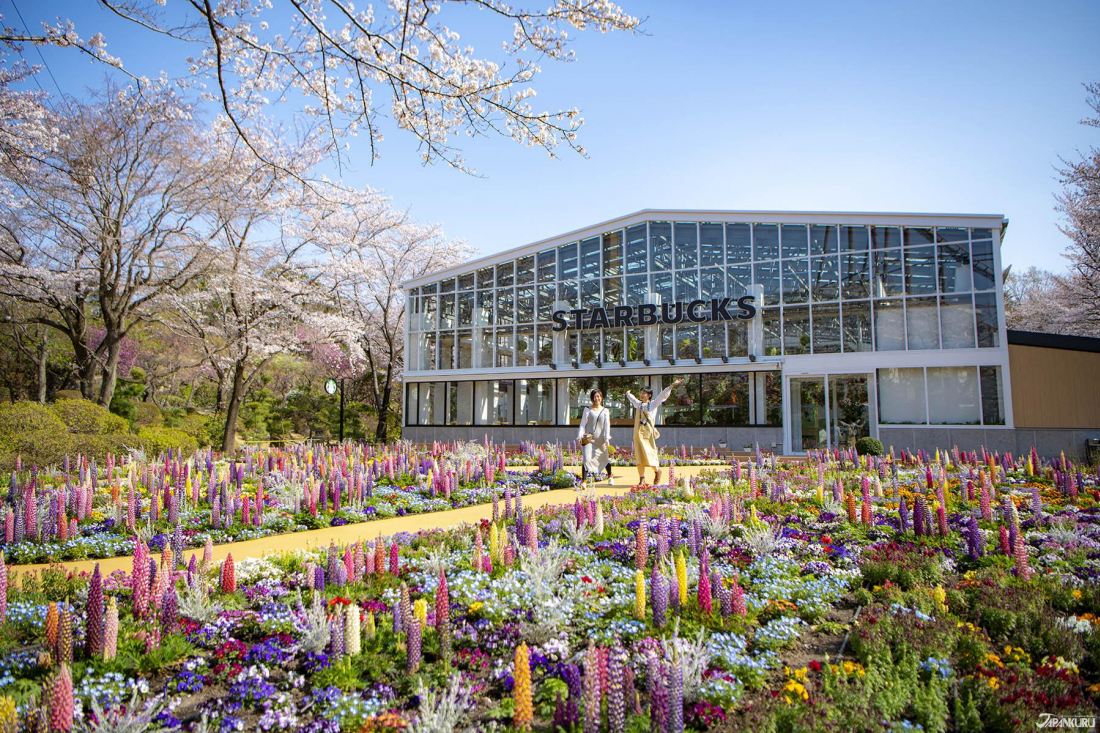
(54, 389), (83, 401)
(0, 401), (66, 437)
(136, 427), (198, 457)
(855, 437), (884, 456)
(131, 401), (164, 428)
(51, 399), (129, 434)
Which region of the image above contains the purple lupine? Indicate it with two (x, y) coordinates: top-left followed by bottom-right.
(607, 643), (626, 733)
(314, 566), (325, 590)
(583, 641), (601, 733)
(85, 564), (104, 657)
(966, 516), (983, 560)
(392, 600), (403, 634)
(648, 655), (669, 733)
(667, 657), (684, 733)
(406, 615), (421, 673)
(161, 586), (178, 629)
(898, 497), (910, 534)
(651, 566), (667, 629)
(563, 662), (582, 701)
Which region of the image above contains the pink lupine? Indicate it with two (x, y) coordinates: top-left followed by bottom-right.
(203, 538), (214, 566)
(0, 552), (6, 624)
(697, 563), (712, 614)
(389, 543), (399, 575)
(729, 579), (746, 616)
(49, 664), (74, 733)
(221, 553), (237, 594)
(636, 524), (648, 569)
(85, 564), (104, 657)
(132, 540), (150, 619)
(980, 485), (992, 522)
(1014, 536), (1031, 580)
(998, 526), (1011, 555)
(473, 527), (484, 571)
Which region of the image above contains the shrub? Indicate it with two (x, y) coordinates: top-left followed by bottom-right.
(855, 436), (884, 456)
(169, 413), (213, 446)
(132, 401), (164, 428)
(137, 427), (198, 457)
(0, 401), (67, 438)
(50, 399), (129, 435)
(54, 389), (83, 401)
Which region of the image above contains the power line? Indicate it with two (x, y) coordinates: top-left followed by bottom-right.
(6, 0), (66, 100)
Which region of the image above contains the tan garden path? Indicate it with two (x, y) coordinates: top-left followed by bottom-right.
(10, 464), (731, 579)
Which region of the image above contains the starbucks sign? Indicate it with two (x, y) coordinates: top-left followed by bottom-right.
(551, 296), (756, 332)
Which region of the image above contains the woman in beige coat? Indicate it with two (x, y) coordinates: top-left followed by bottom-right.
(626, 378), (683, 486)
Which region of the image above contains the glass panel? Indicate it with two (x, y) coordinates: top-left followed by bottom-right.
(841, 253), (870, 299)
(790, 377), (826, 452)
(650, 221), (672, 270)
(871, 226), (900, 249)
(603, 230), (624, 276)
(497, 289), (514, 324)
(829, 375), (870, 450)
(971, 241), (995, 290)
(599, 376), (638, 424)
(581, 279), (600, 308)
(660, 327), (674, 360)
(580, 237), (600, 278)
(418, 382), (439, 425)
(516, 255), (535, 285)
(580, 331), (599, 363)
(676, 325), (699, 359)
(626, 275), (648, 304)
(626, 224), (648, 273)
(938, 243), (971, 293)
(754, 261), (780, 306)
(810, 225), (837, 256)
(568, 377), (600, 422)
(421, 295), (438, 330)
(475, 380), (512, 425)
(675, 269), (699, 301)
(765, 373), (783, 427)
(458, 291), (474, 327)
(906, 297), (939, 350)
(842, 301), (873, 352)
(702, 372), (750, 426)
(972, 228), (992, 241)
(458, 273), (474, 290)
(753, 224), (779, 260)
(936, 227), (968, 243)
(781, 224), (808, 258)
(537, 283), (555, 321)
(407, 383), (418, 424)
(651, 272), (673, 305)
(516, 286), (534, 323)
(536, 326), (553, 365)
(783, 305), (810, 355)
(727, 223), (752, 263)
(904, 246), (936, 295)
(661, 374), (701, 426)
(727, 264), (752, 297)
(439, 278), (455, 293)
(940, 294), (976, 349)
(479, 328), (494, 368)
(557, 282), (578, 309)
(874, 299), (905, 351)
(517, 379), (554, 425)
(674, 222), (698, 269)
(872, 247), (904, 297)
(626, 328), (645, 361)
(905, 228), (934, 246)
(700, 223), (723, 266)
(448, 381), (474, 426)
(603, 328), (624, 362)
(456, 331), (473, 369)
(979, 366), (1005, 425)
(421, 282), (437, 294)
(812, 304), (840, 354)
(975, 292), (999, 347)
(438, 332), (455, 369)
(701, 268), (725, 299)
(477, 290), (495, 323)
(516, 326), (535, 367)
(538, 249), (556, 283)
(495, 328), (513, 367)
(603, 277), (623, 307)
(877, 368), (926, 424)
(418, 333), (437, 371)
(477, 267), (494, 288)
(439, 293), (455, 328)
(928, 367), (980, 425)
(496, 261), (515, 287)
(727, 321), (748, 357)
(701, 324), (724, 358)
(810, 256), (839, 302)
(557, 243), (578, 281)
(840, 225), (869, 252)
(782, 259), (809, 304)
(762, 308), (782, 356)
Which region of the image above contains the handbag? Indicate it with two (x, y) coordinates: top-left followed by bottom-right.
(579, 434), (594, 446)
(637, 408), (660, 442)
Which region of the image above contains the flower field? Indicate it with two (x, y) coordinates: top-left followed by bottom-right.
(0, 442), (578, 565)
(0, 446), (1098, 732)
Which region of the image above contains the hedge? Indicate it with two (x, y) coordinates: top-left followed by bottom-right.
(51, 399), (129, 435)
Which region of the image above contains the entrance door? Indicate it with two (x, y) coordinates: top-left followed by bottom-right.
(828, 374), (872, 451)
(789, 377), (827, 452)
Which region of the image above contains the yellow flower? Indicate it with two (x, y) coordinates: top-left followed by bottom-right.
(1072, 589), (1083, 600)
(468, 601), (484, 614)
(985, 676), (1000, 690)
(984, 653), (1004, 669)
(782, 679), (809, 704)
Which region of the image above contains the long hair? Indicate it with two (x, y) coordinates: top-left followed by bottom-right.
(589, 388), (603, 403)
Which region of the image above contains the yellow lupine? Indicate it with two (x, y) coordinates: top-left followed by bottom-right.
(675, 550), (688, 606)
(414, 598), (428, 628)
(489, 523), (501, 566)
(933, 586), (947, 614)
(0, 695), (15, 733)
(634, 570), (645, 621)
(513, 642), (533, 730)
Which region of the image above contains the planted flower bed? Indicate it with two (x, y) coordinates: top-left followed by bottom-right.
(0, 446), (1097, 732)
(0, 442), (579, 565)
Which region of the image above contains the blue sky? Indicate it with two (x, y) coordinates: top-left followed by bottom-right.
(15, 0), (1100, 272)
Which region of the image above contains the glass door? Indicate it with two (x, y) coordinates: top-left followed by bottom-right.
(828, 375), (872, 451)
(789, 377), (827, 452)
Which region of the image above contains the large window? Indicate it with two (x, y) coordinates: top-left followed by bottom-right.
(475, 380), (512, 425)
(516, 379), (554, 425)
(877, 368), (927, 424)
(702, 373), (750, 426)
(927, 367), (980, 425)
(877, 365), (1005, 427)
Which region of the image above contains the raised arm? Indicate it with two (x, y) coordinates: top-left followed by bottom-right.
(649, 379), (684, 411)
(625, 391), (641, 408)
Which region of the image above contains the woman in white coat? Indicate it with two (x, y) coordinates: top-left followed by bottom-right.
(626, 378), (684, 486)
(576, 388), (613, 488)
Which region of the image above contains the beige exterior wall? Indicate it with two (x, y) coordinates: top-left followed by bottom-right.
(1009, 344), (1100, 429)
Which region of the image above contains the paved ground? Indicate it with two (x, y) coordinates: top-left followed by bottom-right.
(10, 464), (731, 579)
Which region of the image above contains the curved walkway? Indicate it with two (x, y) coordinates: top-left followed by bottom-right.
(10, 465), (731, 579)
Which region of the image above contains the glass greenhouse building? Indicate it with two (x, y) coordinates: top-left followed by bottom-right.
(401, 209), (1100, 455)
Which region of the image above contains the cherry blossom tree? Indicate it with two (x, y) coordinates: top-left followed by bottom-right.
(1, 1), (640, 171)
(0, 83), (215, 406)
(308, 185), (472, 441)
